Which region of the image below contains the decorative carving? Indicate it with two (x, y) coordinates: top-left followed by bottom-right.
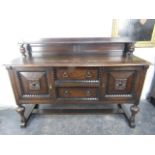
(115, 79), (127, 90)
(16, 105), (26, 127)
(106, 71), (134, 96)
(26, 44), (32, 57)
(29, 80), (40, 90)
(105, 94), (132, 97)
(129, 105), (140, 128)
(18, 71), (49, 96)
(20, 44), (26, 57)
(5, 65), (13, 70)
(126, 43), (135, 57)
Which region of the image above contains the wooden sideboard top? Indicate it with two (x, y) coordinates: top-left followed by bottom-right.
(6, 55), (150, 68)
(19, 37), (134, 44)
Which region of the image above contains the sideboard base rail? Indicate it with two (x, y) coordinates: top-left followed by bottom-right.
(16, 103), (139, 128)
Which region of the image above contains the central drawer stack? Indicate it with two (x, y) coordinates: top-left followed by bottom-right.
(54, 67), (100, 100)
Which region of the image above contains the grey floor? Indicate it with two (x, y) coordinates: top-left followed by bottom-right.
(0, 100), (155, 135)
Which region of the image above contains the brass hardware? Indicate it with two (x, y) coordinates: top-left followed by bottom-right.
(86, 90), (91, 96)
(85, 71), (92, 78)
(64, 90), (69, 96)
(63, 72), (69, 78)
(49, 85), (52, 90)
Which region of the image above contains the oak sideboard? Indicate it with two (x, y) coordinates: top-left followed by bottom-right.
(5, 38), (150, 128)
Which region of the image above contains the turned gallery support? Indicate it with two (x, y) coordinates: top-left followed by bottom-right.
(20, 43), (26, 57)
(19, 43), (32, 57)
(124, 43), (135, 57)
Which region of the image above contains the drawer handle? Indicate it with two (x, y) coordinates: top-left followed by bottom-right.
(85, 71), (92, 78)
(86, 90), (91, 97)
(63, 72), (69, 78)
(64, 90), (69, 96)
(49, 85), (52, 90)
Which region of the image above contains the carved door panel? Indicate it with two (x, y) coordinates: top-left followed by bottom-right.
(14, 68), (52, 100)
(103, 69), (137, 100)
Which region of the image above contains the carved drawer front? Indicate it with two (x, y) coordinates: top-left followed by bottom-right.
(17, 71), (50, 98)
(57, 87), (98, 99)
(105, 71), (136, 97)
(55, 67), (98, 80)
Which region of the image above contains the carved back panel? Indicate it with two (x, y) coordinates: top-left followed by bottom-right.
(19, 38), (135, 57)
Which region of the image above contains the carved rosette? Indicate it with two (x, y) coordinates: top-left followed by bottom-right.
(29, 80), (41, 90)
(115, 79), (127, 90)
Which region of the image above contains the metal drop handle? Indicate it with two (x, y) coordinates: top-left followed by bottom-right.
(49, 85), (52, 90)
(63, 72), (69, 78)
(85, 71), (92, 78)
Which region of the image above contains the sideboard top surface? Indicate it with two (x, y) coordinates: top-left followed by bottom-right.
(19, 37), (134, 44)
(6, 55), (150, 68)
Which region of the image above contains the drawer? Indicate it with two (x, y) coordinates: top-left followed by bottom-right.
(55, 67), (98, 80)
(57, 87), (98, 98)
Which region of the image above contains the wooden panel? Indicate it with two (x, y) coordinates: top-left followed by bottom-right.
(19, 38), (134, 57)
(105, 70), (135, 95)
(57, 87), (98, 99)
(30, 43), (124, 56)
(55, 67), (99, 80)
(17, 71), (50, 98)
(31, 44), (73, 54)
(79, 43), (124, 53)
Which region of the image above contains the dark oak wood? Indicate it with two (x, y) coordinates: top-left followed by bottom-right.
(5, 37), (150, 128)
(147, 70), (155, 106)
(55, 67), (99, 80)
(16, 104), (37, 127)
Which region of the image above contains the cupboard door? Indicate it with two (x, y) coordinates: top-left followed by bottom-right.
(14, 68), (52, 99)
(104, 69), (137, 99)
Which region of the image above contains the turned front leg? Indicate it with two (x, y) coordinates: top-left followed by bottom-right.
(129, 105), (140, 128)
(16, 105), (26, 127)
